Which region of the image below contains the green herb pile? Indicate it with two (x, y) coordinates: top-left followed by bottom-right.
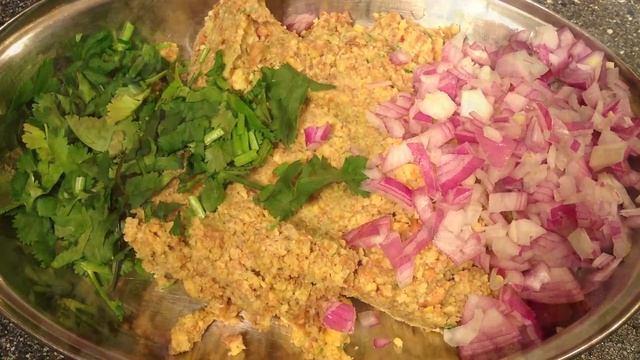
(0, 23), (368, 320)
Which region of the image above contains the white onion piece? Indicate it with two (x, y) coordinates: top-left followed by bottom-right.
(495, 50), (549, 81)
(520, 267), (584, 304)
(592, 253), (615, 269)
(523, 262), (551, 291)
(567, 228), (597, 259)
(460, 89), (494, 123)
(488, 192), (528, 213)
(443, 309), (484, 347)
(508, 219), (547, 246)
(419, 91), (457, 122)
(589, 142), (627, 171)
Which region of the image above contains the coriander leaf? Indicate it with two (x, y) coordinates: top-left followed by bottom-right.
(105, 86), (150, 125)
(340, 155), (369, 196)
(35, 196), (57, 218)
(12, 209), (57, 266)
(0, 170), (18, 215)
(244, 78), (271, 125)
(1, 59), (59, 154)
(257, 160), (305, 220)
(31, 59), (59, 98)
(22, 124), (49, 157)
(108, 118), (139, 156)
(170, 212), (186, 236)
(83, 212), (118, 265)
(210, 106), (237, 134)
(158, 79), (184, 105)
(32, 93), (65, 130)
(185, 86), (224, 104)
(256, 156), (368, 220)
(51, 230), (91, 269)
(199, 177), (225, 213)
(153, 155), (183, 172)
(206, 50), (227, 88)
(204, 144), (228, 174)
(77, 72), (97, 103)
(149, 202), (182, 221)
(125, 172), (174, 208)
(10, 169), (43, 209)
(261, 64), (334, 145)
(227, 94), (267, 134)
(66, 115), (113, 152)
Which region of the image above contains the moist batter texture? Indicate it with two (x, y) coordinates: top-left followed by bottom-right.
(123, 0), (491, 358)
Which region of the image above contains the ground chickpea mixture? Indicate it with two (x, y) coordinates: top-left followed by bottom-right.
(123, 0), (491, 358)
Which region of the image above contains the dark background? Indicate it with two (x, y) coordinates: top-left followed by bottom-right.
(0, 0), (639, 359)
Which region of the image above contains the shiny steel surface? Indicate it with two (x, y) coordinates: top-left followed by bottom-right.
(0, 1), (638, 359)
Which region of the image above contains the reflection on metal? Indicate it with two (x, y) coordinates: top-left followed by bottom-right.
(0, 0), (638, 359)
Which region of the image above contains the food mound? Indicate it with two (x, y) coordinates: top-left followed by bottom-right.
(124, 0), (489, 358)
(5, 0), (636, 359)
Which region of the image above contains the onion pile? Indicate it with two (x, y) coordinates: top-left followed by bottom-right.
(349, 25), (639, 358)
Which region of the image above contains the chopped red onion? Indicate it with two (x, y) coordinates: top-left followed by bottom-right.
(283, 13), (317, 34)
(412, 187), (434, 222)
(444, 309), (484, 347)
(520, 267), (584, 304)
(592, 252), (615, 269)
(407, 142), (438, 196)
(353, 25), (638, 359)
(488, 192), (527, 213)
(322, 302), (356, 333)
(390, 49), (412, 65)
(343, 215), (392, 248)
(495, 50), (549, 81)
(523, 262), (551, 291)
(396, 259), (415, 288)
(567, 228), (597, 259)
(304, 124), (332, 150)
(437, 154), (484, 193)
(361, 177), (414, 209)
(373, 337), (392, 349)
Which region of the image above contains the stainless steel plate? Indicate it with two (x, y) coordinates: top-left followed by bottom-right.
(1, 1), (639, 359)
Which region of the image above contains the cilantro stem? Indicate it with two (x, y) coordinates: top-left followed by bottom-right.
(79, 262), (124, 321)
(144, 70), (168, 86)
(237, 114), (246, 134)
(198, 46), (210, 64)
(239, 132), (250, 153)
(248, 131), (259, 150)
(188, 195), (206, 218)
(231, 132), (243, 156)
(74, 176), (85, 194)
(220, 173), (265, 191)
(234, 150), (258, 166)
(204, 128), (225, 146)
(119, 22), (135, 42)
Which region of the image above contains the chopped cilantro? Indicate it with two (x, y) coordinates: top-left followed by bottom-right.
(256, 155), (369, 220)
(258, 64), (334, 145)
(1, 22), (345, 323)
